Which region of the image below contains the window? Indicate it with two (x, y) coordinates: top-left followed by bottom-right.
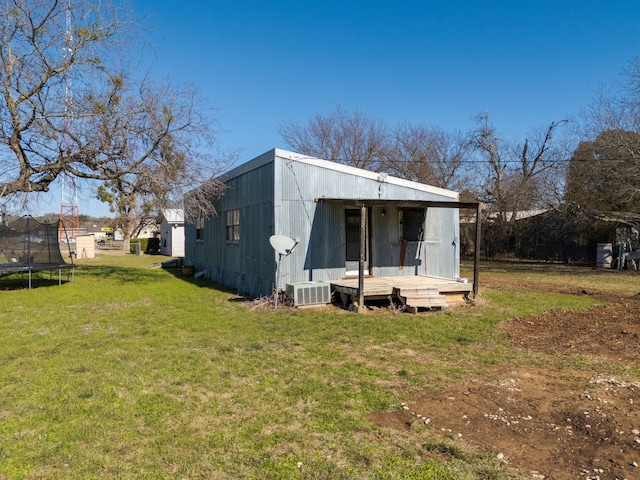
(399, 208), (425, 241)
(226, 209), (240, 242)
(196, 215), (205, 241)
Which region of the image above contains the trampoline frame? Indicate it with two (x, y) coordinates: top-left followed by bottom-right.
(0, 216), (76, 289)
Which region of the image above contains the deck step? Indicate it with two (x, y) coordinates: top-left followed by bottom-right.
(393, 287), (448, 313)
(397, 286), (439, 295)
(402, 294), (448, 307)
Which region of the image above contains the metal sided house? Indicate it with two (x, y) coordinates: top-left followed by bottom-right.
(184, 148), (480, 312)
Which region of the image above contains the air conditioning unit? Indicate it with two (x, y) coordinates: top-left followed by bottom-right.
(286, 282), (331, 306)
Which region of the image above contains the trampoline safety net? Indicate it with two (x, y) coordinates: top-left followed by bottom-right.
(0, 216), (75, 276)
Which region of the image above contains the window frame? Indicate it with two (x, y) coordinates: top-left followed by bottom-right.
(195, 214), (205, 242)
(226, 209), (240, 243)
(399, 208), (425, 242)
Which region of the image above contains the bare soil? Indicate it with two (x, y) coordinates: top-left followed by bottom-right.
(368, 280), (640, 479)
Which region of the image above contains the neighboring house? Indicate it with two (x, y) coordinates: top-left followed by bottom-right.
(185, 149), (478, 308)
(136, 222), (159, 240)
(160, 209), (185, 257)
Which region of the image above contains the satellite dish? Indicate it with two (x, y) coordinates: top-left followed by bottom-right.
(270, 235), (298, 256)
(269, 235), (299, 309)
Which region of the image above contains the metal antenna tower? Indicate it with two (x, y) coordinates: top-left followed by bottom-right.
(59, 0), (80, 242)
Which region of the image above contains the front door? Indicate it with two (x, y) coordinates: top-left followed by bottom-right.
(345, 208), (369, 276)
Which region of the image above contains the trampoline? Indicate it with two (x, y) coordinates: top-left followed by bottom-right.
(0, 216), (75, 288)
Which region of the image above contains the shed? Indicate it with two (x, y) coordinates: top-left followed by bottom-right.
(160, 209), (185, 257)
(75, 234), (95, 259)
(185, 149), (479, 310)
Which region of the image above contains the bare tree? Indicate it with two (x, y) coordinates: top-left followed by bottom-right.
(91, 79), (231, 249)
(0, 0), (227, 222)
(471, 113), (568, 221)
(470, 113), (568, 256)
(279, 106), (387, 170)
(97, 127), (231, 249)
(385, 123), (471, 190)
(585, 58), (640, 136)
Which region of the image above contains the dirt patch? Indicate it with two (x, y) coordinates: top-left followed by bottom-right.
(368, 289), (640, 479)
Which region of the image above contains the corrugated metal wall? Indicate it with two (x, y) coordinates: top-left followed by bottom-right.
(275, 154), (461, 289)
(186, 151), (276, 296)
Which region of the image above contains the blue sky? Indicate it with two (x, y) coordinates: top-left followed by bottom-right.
(37, 0), (640, 216)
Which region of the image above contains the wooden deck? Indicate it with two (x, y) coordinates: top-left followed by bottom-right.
(330, 275), (473, 311)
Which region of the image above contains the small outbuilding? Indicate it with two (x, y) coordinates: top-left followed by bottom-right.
(160, 209), (185, 257)
(75, 234), (95, 259)
(185, 149), (480, 311)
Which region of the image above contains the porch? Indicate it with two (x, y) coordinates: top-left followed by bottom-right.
(330, 275), (473, 313)
(315, 197), (482, 313)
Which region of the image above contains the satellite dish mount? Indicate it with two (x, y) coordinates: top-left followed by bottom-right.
(269, 235), (299, 308)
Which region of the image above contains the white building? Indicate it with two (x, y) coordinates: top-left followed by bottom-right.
(160, 209), (185, 257)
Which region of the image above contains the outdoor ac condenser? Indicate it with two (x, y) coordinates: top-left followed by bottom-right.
(286, 282), (331, 306)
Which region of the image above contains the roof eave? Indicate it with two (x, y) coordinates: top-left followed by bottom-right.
(314, 198), (480, 209)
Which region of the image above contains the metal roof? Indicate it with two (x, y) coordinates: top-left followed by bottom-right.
(162, 209), (184, 224)
(217, 148), (460, 200)
(275, 148), (459, 199)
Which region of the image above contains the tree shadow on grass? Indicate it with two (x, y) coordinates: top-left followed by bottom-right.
(0, 265), (75, 290)
(76, 264), (164, 284)
(0, 274), (72, 290)
(67, 263), (251, 303)
(150, 265), (250, 299)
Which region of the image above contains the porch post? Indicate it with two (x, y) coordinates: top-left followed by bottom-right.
(473, 203), (482, 298)
(358, 203), (366, 310)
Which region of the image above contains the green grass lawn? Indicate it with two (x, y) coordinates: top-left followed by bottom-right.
(0, 255), (634, 479)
